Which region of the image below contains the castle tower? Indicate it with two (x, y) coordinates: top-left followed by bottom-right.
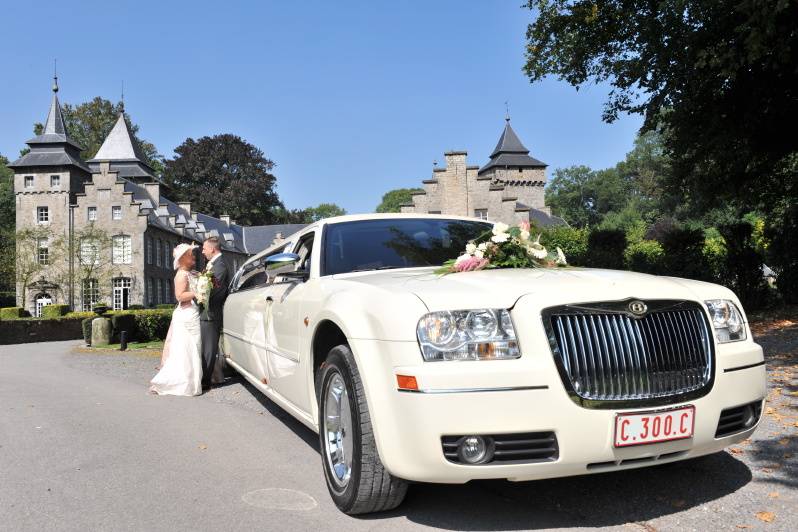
(87, 111), (158, 182)
(8, 76), (91, 314)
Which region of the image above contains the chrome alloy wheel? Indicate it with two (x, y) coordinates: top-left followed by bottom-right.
(323, 372), (354, 488)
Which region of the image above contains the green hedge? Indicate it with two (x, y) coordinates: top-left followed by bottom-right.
(0, 307), (25, 320)
(625, 240), (664, 275)
(540, 226), (588, 266)
(586, 229), (627, 270)
(133, 309), (172, 341)
(41, 304), (70, 319)
(82, 317), (94, 345)
(155, 303), (174, 310)
(111, 313), (138, 341)
(718, 222), (771, 309)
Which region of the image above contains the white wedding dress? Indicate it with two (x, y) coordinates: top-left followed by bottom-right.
(149, 271), (203, 396)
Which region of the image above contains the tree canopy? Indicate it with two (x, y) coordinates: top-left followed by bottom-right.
(375, 188), (423, 213)
(33, 97), (163, 174)
(524, 0), (798, 214)
(163, 134), (284, 226)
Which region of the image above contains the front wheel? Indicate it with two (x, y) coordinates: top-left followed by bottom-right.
(317, 344), (408, 514)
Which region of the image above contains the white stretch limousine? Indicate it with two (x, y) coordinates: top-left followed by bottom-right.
(221, 214), (766, 514)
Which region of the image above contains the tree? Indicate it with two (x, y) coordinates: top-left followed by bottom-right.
(375, 188), (423, 213)
(524, 0), (798, 215)
(0, 155), (13, 231)
(301, 203), (347, 222)
(0, 155), (16, 305)
(13, 227), (54, 307)
(544, 165), (628, 227)
(33, 97), (163, 174)
(163, 134), (283, 226)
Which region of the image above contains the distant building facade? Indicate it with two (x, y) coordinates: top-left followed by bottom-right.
(9, 79), (304, 315)
(400, 118), (564, 227)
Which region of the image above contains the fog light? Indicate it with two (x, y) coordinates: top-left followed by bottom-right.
(457, 435), (494, 464)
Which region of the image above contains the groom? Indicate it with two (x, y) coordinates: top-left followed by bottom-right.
(200, 237), (230, 389)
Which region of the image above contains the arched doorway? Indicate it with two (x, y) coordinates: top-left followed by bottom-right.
(34, 293), (52, 317)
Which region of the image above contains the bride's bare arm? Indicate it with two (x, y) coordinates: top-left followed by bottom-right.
(174, 271), (196, 303)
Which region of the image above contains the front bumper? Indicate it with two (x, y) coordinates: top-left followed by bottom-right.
(349, 335), (766, 484)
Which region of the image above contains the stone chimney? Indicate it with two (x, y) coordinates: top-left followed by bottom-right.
(178, 202), (192, 217)
(444, 150), (467, 171)
(220, 214), (231, 226)
(144, 182), (160, 204)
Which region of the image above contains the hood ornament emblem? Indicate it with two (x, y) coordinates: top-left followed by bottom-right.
(628, 300), (648, 316)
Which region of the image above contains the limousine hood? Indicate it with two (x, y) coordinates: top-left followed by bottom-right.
(334, 267), (736, 312)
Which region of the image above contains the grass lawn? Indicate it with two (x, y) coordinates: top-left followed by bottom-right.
(90, 340), (164, 351)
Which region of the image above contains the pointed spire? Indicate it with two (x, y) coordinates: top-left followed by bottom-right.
(490, 120), (529, 157)
(91, 113), (147, 162)
(478, 116), (547, 175)
(43, 64), (68, 136)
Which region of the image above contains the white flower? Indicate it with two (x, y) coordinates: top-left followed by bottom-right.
(491, 232), (510, 243)
(465, 243), (477, 255)
(519, 230), (530, 241)
(556, 247), (567, 265)
(530, 246), (548, 260)
(477, 242), (488, 252)
(492, 222), (509, 235)
(474, 250), (484, 259)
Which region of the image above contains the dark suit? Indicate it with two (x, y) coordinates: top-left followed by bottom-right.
(200, 254), (230, 386)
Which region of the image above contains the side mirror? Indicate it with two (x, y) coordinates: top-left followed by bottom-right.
(264, 253), (308, 283)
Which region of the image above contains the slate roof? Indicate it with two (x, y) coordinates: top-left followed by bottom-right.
(478, 119), (547, 175)
(242, 224), (307, 253)
(87, 113), (158, 182)
(516, 202), (567, 227)
(9, 89), (90, 172)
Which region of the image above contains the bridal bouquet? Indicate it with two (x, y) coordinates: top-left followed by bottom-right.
(195, 270), (215, 305)
(436, 221), (567, 275)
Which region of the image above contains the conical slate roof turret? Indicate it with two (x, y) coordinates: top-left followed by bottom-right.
(87, 111), (157, 182)
(9, 76), (90, 172)
(478, 117), (547, 175)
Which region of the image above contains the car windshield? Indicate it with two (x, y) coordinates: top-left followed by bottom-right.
(322, 218), (491, 276)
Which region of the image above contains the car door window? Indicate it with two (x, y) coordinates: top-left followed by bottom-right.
(294, 234), (314, 273)
(232, 243), (290, 292)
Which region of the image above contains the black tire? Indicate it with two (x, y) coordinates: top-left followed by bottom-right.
(316, 344), (408, 514)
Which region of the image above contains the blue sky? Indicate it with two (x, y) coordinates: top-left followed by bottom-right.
(0, 0), (642, 214)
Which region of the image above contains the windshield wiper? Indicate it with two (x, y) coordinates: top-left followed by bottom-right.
(349, 266), (402, 273)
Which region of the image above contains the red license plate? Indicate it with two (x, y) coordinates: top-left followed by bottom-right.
(614, 406), (695, 447)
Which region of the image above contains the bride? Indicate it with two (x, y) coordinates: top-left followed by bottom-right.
(149, 243), (203, 396)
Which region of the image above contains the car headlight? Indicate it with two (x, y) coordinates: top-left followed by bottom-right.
(416, 309), (520, 361)
(705, 299), (747, 343)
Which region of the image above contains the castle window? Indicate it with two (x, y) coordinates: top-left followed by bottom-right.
(81, 279), (100, 311)
(24, 176), (34, 188)
(112, 235), (132, 264)
(146, 238), (152, 265)
(50, 175), (60, 187)
(112, 206), (122, 220)
(165, 242), (171, 269)
(87, 207), (97, 221)
(156, 278), (162, 304)
(80, 239), (100, 266)
(147, 278), (154, 306)
(37, 206), (49, 224)
(112, 277), (131, 310)
(162, 279), (169, 303)
(474, 209), (488, 220)
(37, 238), (49, 265)
(156, 239), (162, 267)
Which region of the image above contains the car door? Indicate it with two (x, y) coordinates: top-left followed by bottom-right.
(223, 245), (289, 385)
(266, 230), (317, 413)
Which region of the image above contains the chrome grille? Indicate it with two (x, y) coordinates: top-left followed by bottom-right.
(545, 300), (714, 405)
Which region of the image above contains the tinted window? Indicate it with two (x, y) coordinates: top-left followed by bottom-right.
(233, 244), (289, 291)
(323, 218), (491, 276)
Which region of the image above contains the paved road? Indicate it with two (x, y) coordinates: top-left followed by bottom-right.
(1, 339), (795, 532)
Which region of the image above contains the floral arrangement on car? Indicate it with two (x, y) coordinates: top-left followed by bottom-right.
(436, 221), (567, 274)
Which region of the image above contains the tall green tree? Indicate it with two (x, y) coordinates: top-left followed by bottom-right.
(301, 203), (347, 222)
(545, 165), (628, 227)
(33, 97), (163, 174)
(375, 188), (423, 213)
(0, 155), (13, 231)
(524, 0), (798, 214)
(0, 155), (15, 303)
(163, 134), (283, 226)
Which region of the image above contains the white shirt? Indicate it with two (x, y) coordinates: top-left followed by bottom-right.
(206, 252), (222, 270)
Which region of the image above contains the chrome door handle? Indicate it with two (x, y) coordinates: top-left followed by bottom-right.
(265, 296), (273, 302)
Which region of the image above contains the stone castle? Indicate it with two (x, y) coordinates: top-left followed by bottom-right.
(400, 117), (562, 227)
(9, 78), (303, 315)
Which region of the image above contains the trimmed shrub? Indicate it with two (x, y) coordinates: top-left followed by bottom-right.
(134, 310), (173, 341)
(111, 313), (138, 342)
(156, 303), (174, 310)
(66, 311), (96, 320)
(586, 229), (627, 270)
(540, 226), (588, 266)
(766, 203), (798, 304)
(718, 222), (771, 310)
(82, 317), (93, 346)
(128, 304), (145, 310)
(0, 307), (25, 320)
(93, 305), (110, 316)
(625, 240), (664, 275)
(659, 226), (714, 282)
(41, 304), (70, 319)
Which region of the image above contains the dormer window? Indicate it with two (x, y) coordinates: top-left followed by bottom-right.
(50, 175), (61, 187)
(24, 176), (34, 188)
(112, 206), (122, 220)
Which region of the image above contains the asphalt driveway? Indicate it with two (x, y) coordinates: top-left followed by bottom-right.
(0, 323), (795, 531)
